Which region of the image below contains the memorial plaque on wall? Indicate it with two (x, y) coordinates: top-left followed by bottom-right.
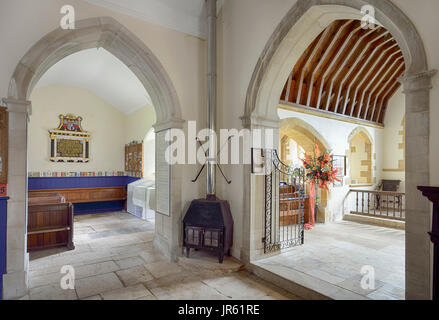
(49, 114), (90, 163)
(156, 130), (170, 216)
(332, 155), (346, 187)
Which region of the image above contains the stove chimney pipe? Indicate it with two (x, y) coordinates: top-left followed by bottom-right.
(206, 0), (217, 198)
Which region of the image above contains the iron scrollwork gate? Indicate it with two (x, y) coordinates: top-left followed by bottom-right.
(264, 149), (306, 253)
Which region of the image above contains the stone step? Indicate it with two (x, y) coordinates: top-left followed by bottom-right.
(343, 213), (405, 230)
(247, 262), (368, 300)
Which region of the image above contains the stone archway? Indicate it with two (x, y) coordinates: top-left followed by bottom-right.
(243, 0), (436, 300)
(2, 17), (184, 299)
(280, 117), (331, 222)
(280, 117), (331, 154)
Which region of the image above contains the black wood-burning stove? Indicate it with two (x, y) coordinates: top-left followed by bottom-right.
(183, 197), (233, 263)
(183, 0), (233, 264)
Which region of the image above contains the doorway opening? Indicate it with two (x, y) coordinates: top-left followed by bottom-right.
(244, 1), (426, 299)
(25, 47), (159, 297)
(4, 17), (184, 300)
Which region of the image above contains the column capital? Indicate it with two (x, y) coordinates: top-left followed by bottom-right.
(2, 98), (31, 115)
(241, 114), (280, 129)
(153, 117), (185, 133)
(398, 69), (437, 94)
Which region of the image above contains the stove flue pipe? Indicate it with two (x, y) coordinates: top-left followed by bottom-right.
(206, 0), (217, 198)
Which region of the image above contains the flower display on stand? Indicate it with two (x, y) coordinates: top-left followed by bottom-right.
(301, 144), (341, 230)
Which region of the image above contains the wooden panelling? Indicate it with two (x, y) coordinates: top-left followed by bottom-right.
(29, 186), (127, 204)
(0, 106), (8, 184)
(28, 201), (74, 252)
(125, 142), (143, 177)
(280, 20), (405, 125)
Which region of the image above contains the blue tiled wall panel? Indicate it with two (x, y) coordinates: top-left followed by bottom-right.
(28, 176), (140, 190)
(0, 197), (9, 300)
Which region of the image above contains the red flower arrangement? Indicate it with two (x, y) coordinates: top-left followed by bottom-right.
(301, 144), (341, 230)
(302, 144), (341, 191)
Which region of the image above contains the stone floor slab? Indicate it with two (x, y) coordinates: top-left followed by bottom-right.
(116, 265), (154, 286)
(254, 221), (405, 300)
(101, 284), (153, 300)
(28, 211), (300, 300)
(75, 273), (124, 299)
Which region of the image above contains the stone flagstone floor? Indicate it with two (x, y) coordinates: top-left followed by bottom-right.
(25, 211), (300, 300)
(254, 221), (405, 300)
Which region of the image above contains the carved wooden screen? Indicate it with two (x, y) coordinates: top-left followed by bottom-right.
(0, 107), (8, 184)
(125, 142), (144, 177)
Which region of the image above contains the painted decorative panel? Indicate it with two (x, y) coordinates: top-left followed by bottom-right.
(49, 114), (90, 163)
(125, 142), (144, 177)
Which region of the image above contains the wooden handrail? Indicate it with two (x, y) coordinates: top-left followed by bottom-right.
(350, 189), (405, 196)
(348, 188), (405, 221)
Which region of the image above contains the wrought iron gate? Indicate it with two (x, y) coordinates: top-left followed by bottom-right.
(264, 149), (306, 253)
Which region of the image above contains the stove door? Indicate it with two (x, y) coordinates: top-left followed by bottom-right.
(185, 226), (203, 246)
(203, 229), (222, 248)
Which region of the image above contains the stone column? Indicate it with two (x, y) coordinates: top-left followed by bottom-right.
(241, 115), (280, 263)
(152, 120), (184, 262)
(2, 98), (30, 300)
(399, 70), (437, 300)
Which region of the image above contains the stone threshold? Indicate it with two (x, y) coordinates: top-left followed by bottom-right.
(343, 213), (405, 230)
(247, 262), (369, 300)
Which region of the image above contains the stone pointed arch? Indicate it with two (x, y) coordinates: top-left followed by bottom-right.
(243, 0), (436, 300)
(8, 16), (183, 130)
(347, 126), (373, 145)
(280, 117), (331, 152)
(2, 17), (184, 299)
(243, 0), (428, 124)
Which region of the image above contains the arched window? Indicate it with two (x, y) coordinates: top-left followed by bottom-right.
(279, 118), (330, 166)
(348, 128), (373, 186)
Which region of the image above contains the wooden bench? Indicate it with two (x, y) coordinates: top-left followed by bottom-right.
(29, 186), (127, 204)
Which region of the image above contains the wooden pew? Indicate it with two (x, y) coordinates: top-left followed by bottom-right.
(279, 185), (311, 226)
(27, 192), (74, 252)
(28, 192), (65, 205)
(29, 186), (127, 204)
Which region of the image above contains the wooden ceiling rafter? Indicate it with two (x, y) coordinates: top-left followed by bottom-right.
(376, 65), (406, 123)
(358, 49), (402, 119)
(364, 56), (404, 121)
(319, 24), (368, 111)
(315, 23), (364, 109)
(296, 25), (334, 104)
(283, 32), (323, 103)
(306, 20), (354, 107)
(350, 42), (399, 118)
(341, 35), (394, 116)
(371, 62), (405, 122)
(279, 19), (406, 126)
(324, 26), (383, 113)
(336, 31), (391, 115)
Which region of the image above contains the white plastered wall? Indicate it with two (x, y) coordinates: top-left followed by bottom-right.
(381, 88), (406, 191)
(28, 85), (157, 175)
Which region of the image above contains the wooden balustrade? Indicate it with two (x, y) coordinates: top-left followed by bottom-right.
(349, 189), (405, 221)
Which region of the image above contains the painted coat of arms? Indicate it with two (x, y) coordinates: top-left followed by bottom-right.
(49, 114), (91, 163)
